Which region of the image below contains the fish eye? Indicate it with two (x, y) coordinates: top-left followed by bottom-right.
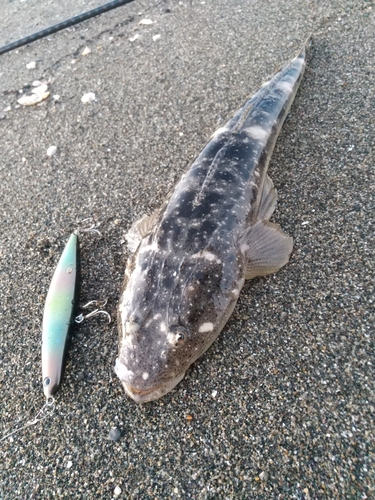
(170, 326), (189, 346)
(175, 332), (185, 344)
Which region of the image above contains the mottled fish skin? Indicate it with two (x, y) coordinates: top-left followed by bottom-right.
(116, 38), (310, 402)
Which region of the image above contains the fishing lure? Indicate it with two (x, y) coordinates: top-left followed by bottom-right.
(42, 233), (80, 398)
(1, 231), (113, 442)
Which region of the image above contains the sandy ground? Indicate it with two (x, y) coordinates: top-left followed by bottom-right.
(0, 0), (374, 498)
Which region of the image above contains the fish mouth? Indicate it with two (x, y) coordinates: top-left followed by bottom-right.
(122, 382), (163, 403)
(114, 357), (186, 402)
(121, 371), (186, 403)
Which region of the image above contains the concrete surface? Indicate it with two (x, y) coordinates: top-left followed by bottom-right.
(0, 0), (374, 498)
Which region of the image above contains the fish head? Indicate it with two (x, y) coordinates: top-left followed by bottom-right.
(115, 316), (212, 403)
(116, 251), (243, 403)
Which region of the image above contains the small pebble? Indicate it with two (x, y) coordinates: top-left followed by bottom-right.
(26, 61), (36, 69)
(66, 461), (73, 469)
(153, 34), (161, 41)
(46, 146), (57, 157)
(108, 427), (122, 442)
(303, 488), (311, 500)
(211, 390), (218, 398)
(81, 92), (96, 103)
(129, 34), (140, 42)
(32, 80), (42, 87)
(53, 95), (60, 101)
(186, 414), (193, 421)
(82, 47), (91, 56)
(139, 19), (154, 25)
(259, 470), (269, 481)
(114, 485), (122, 496)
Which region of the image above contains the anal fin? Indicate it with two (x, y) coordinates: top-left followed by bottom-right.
(239, 220), (293, 279)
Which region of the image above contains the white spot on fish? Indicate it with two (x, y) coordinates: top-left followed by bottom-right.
(139, 241), (159, 254)
(240, 242), (250, 254)
(167, 331), (177, 345)
(142, 372), (149, 380)
(198, 322), (214, 333)
(160, 322), (167, 333)
(192, 250), (221, 264)
(245, 125), (269, 144)
(211, 126), (227, 138)
(277, 80), (294, 93)
(114, 358), (134, 380)
(125, 321), (139, 335)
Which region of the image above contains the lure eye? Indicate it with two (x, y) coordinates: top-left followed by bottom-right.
(43, 377), (51, 387)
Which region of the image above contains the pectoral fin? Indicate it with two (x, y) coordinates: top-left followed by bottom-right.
(239, 220), (293, 279)
(125, 210), (159, 252)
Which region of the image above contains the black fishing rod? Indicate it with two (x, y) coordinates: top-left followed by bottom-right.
(0, 0), (136, 56)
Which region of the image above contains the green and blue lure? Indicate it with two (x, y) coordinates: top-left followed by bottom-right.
(1, 234), (79, 442)
(42, 233), (80, 398)
(1, 229), (112, 442)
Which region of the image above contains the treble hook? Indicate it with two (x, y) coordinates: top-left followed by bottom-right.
(75, 299), (111, 324)
(80, 225), (102, 237)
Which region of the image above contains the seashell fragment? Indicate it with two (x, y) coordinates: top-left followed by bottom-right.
(18, 92), (50, 106)
(32, 84), (48, 95)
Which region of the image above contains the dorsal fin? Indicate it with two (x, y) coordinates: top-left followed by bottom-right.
(257, 174), (277, 221)
(125, 210), (160, 253)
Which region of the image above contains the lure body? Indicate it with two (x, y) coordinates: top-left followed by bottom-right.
(116, 39), (309, 402)
(42, 233), (79, 398)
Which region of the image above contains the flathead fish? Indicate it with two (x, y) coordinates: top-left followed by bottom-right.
(116, 38), (309, 402)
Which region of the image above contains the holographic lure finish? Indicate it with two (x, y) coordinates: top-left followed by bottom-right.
(42, 233), (79, 398)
